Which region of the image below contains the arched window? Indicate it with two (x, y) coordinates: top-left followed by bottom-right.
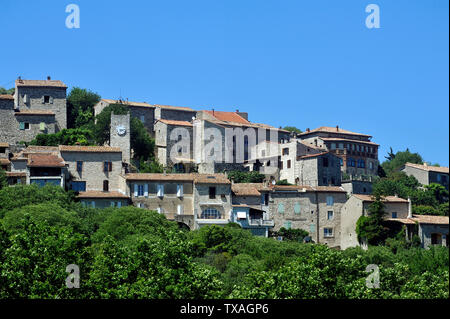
(201, 208), (221, 219)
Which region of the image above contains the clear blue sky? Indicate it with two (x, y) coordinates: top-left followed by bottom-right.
(1, 0), (448, 165)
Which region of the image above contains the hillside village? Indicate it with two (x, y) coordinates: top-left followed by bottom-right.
(0, 76), (448, 250)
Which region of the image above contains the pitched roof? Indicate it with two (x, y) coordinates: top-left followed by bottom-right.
(23, 146), (59, 154)
(124, 173), (196, 181)
(101, 99), (152, 108)
(193, 173), (230, 184)
(298, 152), (330, 159)
(271, 185), (346, 193)
(203, 110), (250, 125)
(15, 79), (67, 88)
(0, 158), (10, 165)
(0, 94), (14, 100)
(77, 191), (130, 199)
(299, 126), (371, 138)
(27, 154), (65, 167)
(320, 137), (379, 146)
(353, 194), (409, 203)
(404, 162), (449, 174)
(14, 110), (55, 116)
(386, 214), (449, 225)
(6, 172), (26, 177)
(156, 119), (193, 127)
(59, 145), (122, 153)
(0, 143), (9, 147)
(232, 183), (261, 196)
(154, 104), (195, 112)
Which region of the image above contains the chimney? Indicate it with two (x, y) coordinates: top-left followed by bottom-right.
(212, 108), (214, 116)
(236, 109), (239, 112)
(306, 128), (310, 132)
(336, 125), (339, 131)
(18, 76), (21, 80)
(423, 162), (428, 167)
(407, 197), (412, 218)
(47, 76), (51, 80)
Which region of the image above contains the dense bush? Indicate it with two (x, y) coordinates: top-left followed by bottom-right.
(0, 185), (448, 299)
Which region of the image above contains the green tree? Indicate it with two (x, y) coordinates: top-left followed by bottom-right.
(282, 126), (302, 134)
(29, 128), (94, 146)
(356, 195), (388, 245)
(227, 170), (265, 183)
(0, 87), (14, 95)
(67, 87), (101, 128)
(381, 148), (423, 176)
(0, 169), (7, 190)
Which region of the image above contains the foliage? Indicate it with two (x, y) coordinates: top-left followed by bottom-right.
(227, 170), (265, 183)
(67, 87), (101, 129)
(356, 196), (388, 245)
(271, 227), (309, 242)
(276, 179), (292, 185)
(381, 148), (423, 176)
(0, 170), (7, 190)
(29, 128), (94, 146)
(137, 158), (164, 173)
(0, 87), (14, 95)
(282, 126), (302, 134)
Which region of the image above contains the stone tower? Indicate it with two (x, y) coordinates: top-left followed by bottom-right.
(110, 112), (131, 164)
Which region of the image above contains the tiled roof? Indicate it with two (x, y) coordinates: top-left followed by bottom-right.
(23, 146), (59, 154)
(27, 154), (65, 167)
(353, 194), (409, 203)
(404, 162), (449, 174)
(300, 126), (371, 138)
(6, 172), (26, 177)
(59, 145), (122, 153)
(101, 99), (152, 108)
(15, 79), (67, 88)
(0, 143), (9, 147)
(125, 173), (196, 181)
(77, 191), (130, 199)
(157, 119), (193, 127)
(14, 110), (55, 116)
(0, 94), (14, 100)
(271, 185), (346, 193)
(0, 158), (10, 165)
(386, 214), (449, 225)
(154, 104), (195, 112)
(298, 152), (329, 159)
(193, 173), (230, 184)
(232, 184), (261, 196)
(203, 110), (250, 125)
(320, 137), (379, 146)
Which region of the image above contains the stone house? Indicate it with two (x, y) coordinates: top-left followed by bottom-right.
(154, 119), (194, 172)
(400, 162), (449, 190)
(384, 214), (449, 249)
(298, 126), (379, 179)
(231, 183), (274, 236)
(0, 142), (10, 171)
(340, 194), (410, 250)
(268, 185), (347, 248)
(154, 104), (197, 123)
(121, 173), (196, 229)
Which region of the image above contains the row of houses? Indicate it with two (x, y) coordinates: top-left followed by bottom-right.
(0, 76), (449, 249)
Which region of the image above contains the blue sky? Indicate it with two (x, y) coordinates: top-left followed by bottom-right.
(0, 0), (448, 165)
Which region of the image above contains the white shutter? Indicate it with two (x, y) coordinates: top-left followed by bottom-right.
(157, 207), (161, 214)
(144, 183), (148, 197)
(157, 184), (164, 197)
(50, 96), (54, 104)
(177, 184), (183, 197)
(177, 204), (183, 215)
(134, 184), (138, 197)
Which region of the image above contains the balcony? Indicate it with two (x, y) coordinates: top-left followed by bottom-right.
(248, 218), (275, 227)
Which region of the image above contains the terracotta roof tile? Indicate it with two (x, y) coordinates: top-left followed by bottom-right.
(193, 173), (230, 184)
(404, 162), (449, 174)
(125, 173), (195, 181)
(386, 215), (449, 225)
(154, 104), (195, 112)
(298, 152), (330, 159)
(0, 143), (9, 147)
(101, 99), (152, 108)
(6, 172), (26, 177)
(353, 194), (409, 203)
(77, 191), (130, 199)
(300, 126), (371, 138)
(15, 79), (67, 88)
(271, 185), (346, 193)
(27, 154), (65, 167)
(203, 110), (250, 125)
(232, 184), (261, 196)
(59, 145), (122, 153)
(0, 94), (14, 100)
(0, 159), (10, 165)
(157, 119), (193, 126)
(320, 137), (379, 146)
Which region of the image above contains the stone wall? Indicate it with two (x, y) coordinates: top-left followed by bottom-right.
(110, 113), (131, 164)
(194, 183), (232, 228)
(419, 224), (449, 248)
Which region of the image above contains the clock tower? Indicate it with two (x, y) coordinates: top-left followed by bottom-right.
(110, 112), (131, 164)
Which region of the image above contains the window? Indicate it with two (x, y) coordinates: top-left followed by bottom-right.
(140, 115), (145, 123)
(437, 174), (441, 182)
(76, 161), (83, 173)
(71, 181), (86, 192)
(177, 184), (183, 197)
(369, 162), (374, 169)
(330, 143), (336, 150)
(44, 95), (50, 104)
(391, 212), (397, 218)
(19, 122), (30, 130)
(431, 233), (442, 245)
(323, 157), (329, 167)
(282, 148), (289, 155)
(137, 184), (144, 197)
(280, 161), (283, 170)
(157, 184), (164, 197)
(278, 203), (284, 214)
(284, 221), (292, 229)
(338, 143), (344, 149)
(103, 161), (112, 172)
(326, 196), (334, 206)
(294, 202), (301, 214)
(110, 201), (122, 208)
(287, 160), (291, 169)
(177, 204), (184, 215)
(324, 228), (333, 237)
(327, 211), (334, 220)
(322, 177), (328, 185)
(340, 158), (343, 166)
(201, 208), (221, 219)
(103, 180), (109, 192)
(352, 144), (355, 150)
(209, 187), (216, 199)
